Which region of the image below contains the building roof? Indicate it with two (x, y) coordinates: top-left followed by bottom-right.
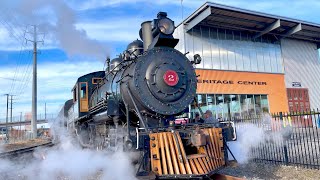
(182, 2), (320, 45)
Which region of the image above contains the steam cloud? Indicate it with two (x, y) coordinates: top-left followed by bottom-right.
(227, 123), (265, 164)
(227, 114), (291, 164)
(0, 0), (109, 60)
(0, 122), (137, 180)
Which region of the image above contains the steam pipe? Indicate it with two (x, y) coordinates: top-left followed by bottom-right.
(106, 57), (110, 73)
(125, 103), (130, 138)
(126, 86), (148, 132)
(141, 21), (152, 51)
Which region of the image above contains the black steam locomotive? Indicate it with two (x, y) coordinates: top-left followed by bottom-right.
(60, 12), (235, 179)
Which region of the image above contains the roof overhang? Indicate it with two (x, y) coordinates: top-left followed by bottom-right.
(182, 2), (320, 44)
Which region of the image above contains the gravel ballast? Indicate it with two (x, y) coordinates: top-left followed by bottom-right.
(218, 161), (320, 180)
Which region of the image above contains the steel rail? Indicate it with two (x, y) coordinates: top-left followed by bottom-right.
(0, 141), (53, 158)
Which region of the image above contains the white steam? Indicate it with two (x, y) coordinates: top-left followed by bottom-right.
(227, 114), (291, 164)
(0, 0), (109, 59)
(0, 122), (137, 180)
(227, 123), (265, 164)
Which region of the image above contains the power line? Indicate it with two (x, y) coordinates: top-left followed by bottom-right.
(14, 53), (33, 96)
(10, 29), (33, 96)
(0, 77), (22, 81)
(15, 26), (45, 96)
(0, 9), (32, 97)
(9, 43), (30, 95)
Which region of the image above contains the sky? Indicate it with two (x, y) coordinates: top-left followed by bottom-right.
(0, 0), (319, 121)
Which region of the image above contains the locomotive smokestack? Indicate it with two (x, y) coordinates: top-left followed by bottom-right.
(141, 21), (153, 51)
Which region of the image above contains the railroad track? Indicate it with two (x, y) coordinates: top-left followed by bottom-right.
(0, 141), (54, 158)
(138, 173), (244, 180)
(211, 174), (245, 180)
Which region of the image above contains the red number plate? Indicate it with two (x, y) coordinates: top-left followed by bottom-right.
(163, 70), (179, 86)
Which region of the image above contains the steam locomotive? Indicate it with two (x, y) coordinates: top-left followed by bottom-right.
(60, 12), (236, 179)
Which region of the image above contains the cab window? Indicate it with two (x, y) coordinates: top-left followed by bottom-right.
(80, 82), (87, 99)
(92, 78), (103, 84)
(72, 86), (77, 102)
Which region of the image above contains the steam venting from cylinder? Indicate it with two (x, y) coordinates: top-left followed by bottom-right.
(141, 21), (153, 51)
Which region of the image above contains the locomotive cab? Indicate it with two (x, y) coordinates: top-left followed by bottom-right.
(69, 71), (105, 120)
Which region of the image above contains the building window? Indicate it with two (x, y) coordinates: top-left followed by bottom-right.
(304, 90), (309, 102)
(287, 90), (292, 100)
(246, 95), (255, 116)
(293, 90), (298, 100)
(287, 88), (310, 112)
(299, 90), (303, 100)
(295, 102), (299, 111)
(207, 94), (216, 118)
(300, 102), (304, 112)
(240, 94), (248, 116)
(261, 95), (269, 113)
(289, 102), (294, 112)
(216, 94), (224, 119)
(197, 94), (207, 111)
(190, 93), (269, 119)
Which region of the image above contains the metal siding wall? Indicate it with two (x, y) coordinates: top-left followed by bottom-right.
(281, 39), (320, 109)
(174, 25), (283, 73)
(173, 24), (185, 54)
(173, 24), (197, 64)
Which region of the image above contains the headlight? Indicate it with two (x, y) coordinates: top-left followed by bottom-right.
(157, 18), (175, 35)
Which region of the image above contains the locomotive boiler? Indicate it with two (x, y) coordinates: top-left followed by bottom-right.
(61, 12), (236, 179)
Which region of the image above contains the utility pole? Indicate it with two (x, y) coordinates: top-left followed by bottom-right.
(45, 102), (46, 120)
(32, 25), (38, 139)
(4, 94), (9, 141)
(19, 112), (22, 141)
(25, 25), (44, 139)
(10, 95), (15, 122)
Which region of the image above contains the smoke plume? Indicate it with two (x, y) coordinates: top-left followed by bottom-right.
(0, 0), (109, 60)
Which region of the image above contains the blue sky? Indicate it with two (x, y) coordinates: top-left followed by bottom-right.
(0, 0), (320, 120)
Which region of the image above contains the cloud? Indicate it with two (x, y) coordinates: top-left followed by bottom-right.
(0, 0), (110, 59)
(1, 0), (320, 53)
(68, 0), (198, 11)
(71, 0), (320, 24)
(75, 18), (143, 42)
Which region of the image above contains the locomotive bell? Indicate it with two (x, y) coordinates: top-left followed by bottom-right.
(127, 39), (143, 57)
